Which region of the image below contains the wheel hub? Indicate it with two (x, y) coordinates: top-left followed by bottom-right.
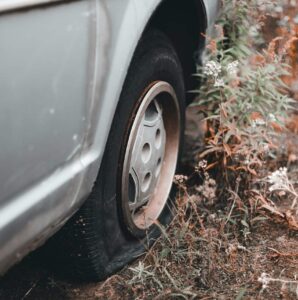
(121, 81), (180, 231)
(128, 100), (166, 213)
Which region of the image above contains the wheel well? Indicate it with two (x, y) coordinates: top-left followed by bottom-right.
(147, 0), (207, 102)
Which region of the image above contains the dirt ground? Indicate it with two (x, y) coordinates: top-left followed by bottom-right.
(0, 219), (297, 300)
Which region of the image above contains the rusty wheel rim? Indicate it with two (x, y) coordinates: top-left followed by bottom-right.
(121, 81), (180, 230)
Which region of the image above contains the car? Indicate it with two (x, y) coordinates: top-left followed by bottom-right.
(0, 0), (220, 281)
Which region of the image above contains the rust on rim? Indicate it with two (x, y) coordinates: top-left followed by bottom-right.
(121, 81), (180, 231)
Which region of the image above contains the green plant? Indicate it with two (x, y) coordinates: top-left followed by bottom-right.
(195, 0), (295, 188)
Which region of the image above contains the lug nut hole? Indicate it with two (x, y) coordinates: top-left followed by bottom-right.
(142, 172), (152, 192)
(155, 129), (162, 148)
(141, 143), (151, 163)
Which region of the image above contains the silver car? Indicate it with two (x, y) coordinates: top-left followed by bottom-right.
(0, 0), (220, 281)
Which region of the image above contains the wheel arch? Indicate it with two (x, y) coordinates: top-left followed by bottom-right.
(145, 0), (208, 102)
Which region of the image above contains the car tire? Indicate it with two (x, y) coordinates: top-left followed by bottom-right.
(60, 30), (185, 281)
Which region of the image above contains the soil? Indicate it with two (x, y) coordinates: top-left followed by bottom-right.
(0, 221), (297, 300)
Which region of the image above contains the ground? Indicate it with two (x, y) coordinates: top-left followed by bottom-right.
(0, 219), (297, 299)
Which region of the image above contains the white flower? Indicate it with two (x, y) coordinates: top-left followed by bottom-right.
(174, 174), (188, 184)
(249, 26), (259, 38)
(226, 60), (239, 77)
(256, 118), (265, 125)
(283, 15), (290, 22)
(263, 144), (270, 152)
(278, 16), (290, 27)
(198, 160), (208, 169)
(246, 103), (252, 110)
(244, 159), (250, 165)
(252, 118), (266, 127)
(258, 272), (270, 290)
(267, 167), (288, 192)
(203, 60), (222, 78)
(274, 6), (283, 13)
(214, 78), (225, 87)
(268, 113), (276, 122)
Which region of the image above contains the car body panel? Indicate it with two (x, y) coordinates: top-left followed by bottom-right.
(0, 1), (92, 206)
(0, 0), (220, 274)
(203, 0), (221, 27)
(0, 0), (110, 273)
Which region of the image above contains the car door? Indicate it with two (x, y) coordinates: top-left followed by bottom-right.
(0, 1), (96, 206)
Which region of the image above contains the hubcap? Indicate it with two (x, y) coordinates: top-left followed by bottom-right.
(121, 81), (180, 231)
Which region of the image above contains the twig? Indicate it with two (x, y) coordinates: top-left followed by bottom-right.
(21, 280), (38, 300)
(268, 247), (298, 258)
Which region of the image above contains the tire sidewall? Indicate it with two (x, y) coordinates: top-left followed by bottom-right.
(98, 31), (185, 259)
